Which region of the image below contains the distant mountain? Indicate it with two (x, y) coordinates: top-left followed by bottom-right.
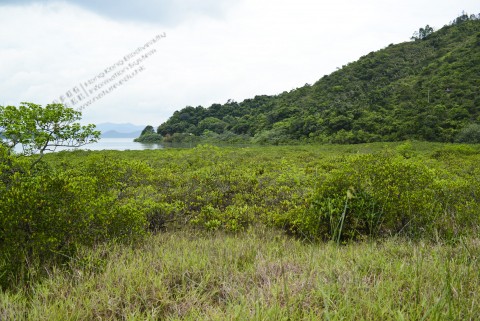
(95, 123), (145, 138)
(150, 14), (480, 144)
(101, 130), (142, 138)
(96, 123), (145, 133)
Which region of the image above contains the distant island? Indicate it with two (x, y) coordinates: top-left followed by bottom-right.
(96, 122), (145, 138)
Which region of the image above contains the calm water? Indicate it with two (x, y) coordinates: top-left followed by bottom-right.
(15, 138), (164, 153)
(78, 138), (164, 151)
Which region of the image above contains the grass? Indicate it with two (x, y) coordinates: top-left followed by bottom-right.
(1, 227), (479, 320)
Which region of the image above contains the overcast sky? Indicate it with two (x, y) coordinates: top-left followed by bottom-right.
(0, 0), (478, 126)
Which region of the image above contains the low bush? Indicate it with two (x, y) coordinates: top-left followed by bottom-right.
(0, 152), (154, 289)
(276, 152), (480, 242)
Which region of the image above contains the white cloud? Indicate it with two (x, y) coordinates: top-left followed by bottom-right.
(0, 0), (240, 24)
(0, 0), (478, 126)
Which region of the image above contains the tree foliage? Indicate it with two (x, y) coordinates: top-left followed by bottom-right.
(455, 123), (480, 143)
(146, 16), (480, 144)
(134, 125), (163, 143)
(411, 24), (434, 41)
(140, 125), (155, 136)
(0, 103), (109, 288)
(0, 102), (100, 164)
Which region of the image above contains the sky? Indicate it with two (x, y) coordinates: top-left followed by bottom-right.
(0, 0), (478, 127)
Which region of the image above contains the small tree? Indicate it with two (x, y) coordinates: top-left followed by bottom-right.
(411, 25), (434, 41)
(134, 125), (163, 143)
(0, 102), (100, 166)
(455, 123), (480, 143)
(140, 125), (155, 136)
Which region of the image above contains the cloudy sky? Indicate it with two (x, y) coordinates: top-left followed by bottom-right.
(0, 0), (478, 126)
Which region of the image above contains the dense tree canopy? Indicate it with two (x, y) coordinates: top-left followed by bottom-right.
(144, 14), (480, 144)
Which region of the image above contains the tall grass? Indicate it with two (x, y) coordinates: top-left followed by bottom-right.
(1, 228), (479, 320)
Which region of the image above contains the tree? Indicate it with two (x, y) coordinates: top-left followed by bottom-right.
(0, 102), (100, 166)
(134, 125), (162, 143)
(411, 24), (434, 41)
(140, 125), (155, 136)
(198, 117), (227, 134)
(455, 123), (480, 143)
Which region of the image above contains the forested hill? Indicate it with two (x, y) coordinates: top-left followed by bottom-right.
(146, 14), (480, 144)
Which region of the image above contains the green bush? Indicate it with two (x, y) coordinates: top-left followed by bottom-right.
(431, 144), (478, 159)
(455, 123), (480, 143)
(279, 150), (480, 242)
(191, 203), (255, 232)
(134, 133), (163, 143)
(0, 153), (153, 288)
(278, 153), (440, 241)
(432, 175), (480, 239)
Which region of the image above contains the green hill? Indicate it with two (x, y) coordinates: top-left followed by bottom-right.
(141, 14), (480, 144)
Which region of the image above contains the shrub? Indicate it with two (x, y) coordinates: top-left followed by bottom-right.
(0, 154), (153, 288)
(191, 204), (255, 232)
(455, 123), (480, 143)
(279, 153), (439, 241)
(134, 133), (163, 143)
(432, 144), (478, 157)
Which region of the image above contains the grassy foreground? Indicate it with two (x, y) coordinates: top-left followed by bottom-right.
(1, 227), (479, 320)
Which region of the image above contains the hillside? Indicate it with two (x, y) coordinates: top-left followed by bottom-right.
(142, 14), (480, 144)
